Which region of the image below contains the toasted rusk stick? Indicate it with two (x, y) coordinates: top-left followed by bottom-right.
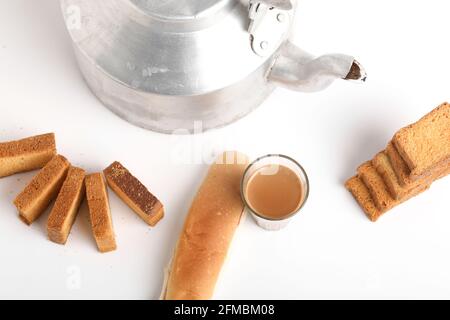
(85, 173), (116, 253)
(47, 167), (86, 245)
(0, 133), (56, 178)
(104, 162), (164, 227)
(14, 155), (70, 225)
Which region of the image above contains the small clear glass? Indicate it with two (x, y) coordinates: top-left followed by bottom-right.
(241, 154), (310, 231)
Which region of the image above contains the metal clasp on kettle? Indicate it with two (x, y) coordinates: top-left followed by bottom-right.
(248, 0), (294, 57)
(250, 0), (367, 92)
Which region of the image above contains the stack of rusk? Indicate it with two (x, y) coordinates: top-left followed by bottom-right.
(346, 102), (450, 221)
(0, 133), (164, 253)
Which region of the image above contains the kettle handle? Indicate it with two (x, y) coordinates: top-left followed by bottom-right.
(267, 41), (367, 93)
(250, 0), (293, 10)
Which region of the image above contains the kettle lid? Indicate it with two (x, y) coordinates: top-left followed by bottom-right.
(129, 0), (230, 21)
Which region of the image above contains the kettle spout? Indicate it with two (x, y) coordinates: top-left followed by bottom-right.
(344, 60), (367, 82)
(268, 41), (367, 93)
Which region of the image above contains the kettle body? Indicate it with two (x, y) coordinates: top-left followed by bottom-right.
(62, 0), (365, 133)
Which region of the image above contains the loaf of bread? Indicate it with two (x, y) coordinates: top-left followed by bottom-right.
(47, 166), (86, 245)
(0, 133), (56, 178)
(104, 162), (164, 226)
(393, 102), (450, 178)
(14, 155), (70, 225)
(162, 151), (249, 300)
(85, 173), (116, 253)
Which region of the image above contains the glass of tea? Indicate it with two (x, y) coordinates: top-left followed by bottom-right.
(241, 154), (309, 231)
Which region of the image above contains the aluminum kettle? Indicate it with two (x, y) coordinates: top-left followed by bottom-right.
(61, 0), (366, 133)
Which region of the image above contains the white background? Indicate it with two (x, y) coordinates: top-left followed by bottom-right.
(1, 0), (449, 300)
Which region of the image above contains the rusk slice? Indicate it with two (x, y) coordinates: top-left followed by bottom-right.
(372, 152), (404, 199)
(0, 133), (56, 178)
(85, 173), (116, 253)
(104, 162), (164, 226)
(393, 102), (450, 178)
(346, 173), (430, 222)
(386, 142), (413, 186)
(358, 162), (395, 212)
(345, 176), (381, 222)
(14, 155), (70, 225)
(386, 142), (450, 187)
(372, 151), (428, 200)
(358, 161), (430, 211)
(47, 167), (86, 245)
(436, 165), (450, 180)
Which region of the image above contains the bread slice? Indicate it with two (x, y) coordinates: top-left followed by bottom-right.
(47, 166), (86, 245)
(85, 173), (116, 253)
(393, 102), (450, 178)
(358, 162), (395, 212)
(14, 155), (70, 225)
(104, 162), (164, 226)
(0, 133), (56, 178)
(345, 176), (381, 222)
